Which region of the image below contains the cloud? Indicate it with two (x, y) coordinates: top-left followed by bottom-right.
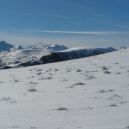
(39, 30), (112, 35)
(24, 29), (129, 36)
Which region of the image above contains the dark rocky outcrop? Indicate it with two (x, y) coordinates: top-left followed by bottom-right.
(18, 60), (41, 67)
(40, 47), (116, 64)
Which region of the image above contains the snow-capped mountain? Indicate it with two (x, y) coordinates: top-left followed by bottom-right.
(0, 41), (14, 52)
(0, 46), (116, 68)
(10, 45), (23, 51)
(0, 48), (129, 129)
(0, 48), (50, 67)
(0, 41), (116, 69)
(47, 44), (68, 51)
(28, 42), (68, 51)
(0, 43), (68, 68)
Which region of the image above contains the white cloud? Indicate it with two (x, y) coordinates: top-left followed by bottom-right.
(23, 29), (129, 36)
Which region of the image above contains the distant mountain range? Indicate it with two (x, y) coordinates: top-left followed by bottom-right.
(28, 42), (68, 51)
(0, 41), (117, 69)
(0, 41), (69, 68)
(0, 41), (68, 52)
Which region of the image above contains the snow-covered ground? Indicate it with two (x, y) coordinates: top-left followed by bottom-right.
(0, 48), (129, 129)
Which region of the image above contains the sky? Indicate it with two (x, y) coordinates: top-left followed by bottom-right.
(0, 0), (129, 48)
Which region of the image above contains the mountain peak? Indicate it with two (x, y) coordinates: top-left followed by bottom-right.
(0, 41), (14, 52)
(10, 45), (23, 51)
(28, 42), (68, 51)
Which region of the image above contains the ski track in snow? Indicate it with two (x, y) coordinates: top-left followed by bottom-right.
(0, 49), (129, 129)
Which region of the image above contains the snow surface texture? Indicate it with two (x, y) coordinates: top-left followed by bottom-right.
(0, 49), (129, 129)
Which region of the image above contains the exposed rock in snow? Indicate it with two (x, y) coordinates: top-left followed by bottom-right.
(40, 47), (116, 64)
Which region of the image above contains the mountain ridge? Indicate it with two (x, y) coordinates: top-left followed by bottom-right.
(0, 41), (14, 52)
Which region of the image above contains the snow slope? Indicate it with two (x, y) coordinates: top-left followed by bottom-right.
(0, 49), (129, 129)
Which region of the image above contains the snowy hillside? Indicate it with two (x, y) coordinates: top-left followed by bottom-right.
(0, 48), (129, 129)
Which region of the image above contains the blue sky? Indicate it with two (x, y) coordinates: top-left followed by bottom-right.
(0, 0), (129, 48)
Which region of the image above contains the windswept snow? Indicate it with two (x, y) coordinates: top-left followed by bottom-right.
(0, 49), (129, 129)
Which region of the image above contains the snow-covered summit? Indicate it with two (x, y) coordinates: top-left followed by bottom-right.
(28, 42), (68, 51)
(28, 42), (50, 49)
(10, 45), (23, 51)
(47, 44), (68, 51)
